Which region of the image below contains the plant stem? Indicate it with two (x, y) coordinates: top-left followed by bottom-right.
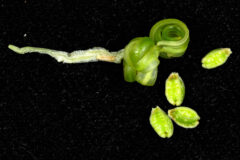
(8, 44), (124, 64)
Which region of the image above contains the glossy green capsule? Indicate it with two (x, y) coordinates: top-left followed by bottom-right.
(168, 107), (200, 128)
(123, 37), (161, 86)
(149, 106), (174, 138)
(165, 72), (185, 106)
(150, 19), (190, 58)
(201, 48), (232, 69)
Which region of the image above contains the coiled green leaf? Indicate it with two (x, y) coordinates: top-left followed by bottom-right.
(123, 37), (160, 86)
(150, 19), (190, 58)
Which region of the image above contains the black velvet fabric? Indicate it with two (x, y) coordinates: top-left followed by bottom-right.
(0, 0), (240, 159)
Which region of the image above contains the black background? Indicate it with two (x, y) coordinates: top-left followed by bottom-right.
(0, 0), (240, 159)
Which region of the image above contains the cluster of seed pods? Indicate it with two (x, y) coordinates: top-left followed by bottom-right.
(150, 73), (200, 138)
(149, 48), (231, 138)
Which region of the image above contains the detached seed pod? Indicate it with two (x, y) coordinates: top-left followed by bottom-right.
(168, 107), (200, 128)
(123, 37), (160, 86)
(149, 106), (174, 138)
(165, 72), (185, 106)
(201, 48), (232, 69)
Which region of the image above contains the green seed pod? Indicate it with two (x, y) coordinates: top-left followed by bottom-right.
(123, 37), (160, 86)
(168, 107), (200, 128)
(201, 48), (232, 69)
(149, 106), (174, 138)
(165, 72), (185, 106)
(149, 18), (190, 58)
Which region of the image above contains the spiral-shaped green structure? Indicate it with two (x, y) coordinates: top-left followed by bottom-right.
(149, 19), (189, 58)
(123, 37), (160, 86)
(123, 19), (189, 86)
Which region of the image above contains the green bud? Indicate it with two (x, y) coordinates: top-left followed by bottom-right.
(149, 19), (190, 58)
(168, 107), (200, 128)
(123, 37), (160, 86)
(201, 48), (232, 69)
(149, 106), (174, 138)
(165, 72), (185, 106)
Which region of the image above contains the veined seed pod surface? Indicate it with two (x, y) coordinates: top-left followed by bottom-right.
(149, 18), (190, 58)
(149, 106), (174, 138)
(168, 107), (200, 128)
(165, 72), (185, 106)
(123, 37), (160, 86)
(201, 48), (232, 69)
